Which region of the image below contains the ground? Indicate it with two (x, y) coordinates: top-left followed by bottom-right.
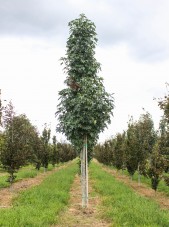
(54, 173), (111, 227)
(0, 165), (65, 208)
(0, 161), (169, 226)
(102, 165), (169, 210)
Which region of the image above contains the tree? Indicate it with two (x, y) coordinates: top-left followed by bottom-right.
(56, 14), (114, 207)
(157, 83), (169, 186)
(41, 124), (51, 171)
(51, 135), (59, 166)
(57, 142), (76, 162)
(0, 89), (2, 127)
(147, 141), (165, 192)
(158, 117), (169, 172)
(125, 113), (156, 182)
(135, 112), (156, 184)
(158, 83), (169, 123)
(1, 102), (35, 184)
(113, 132), (126, 171)
(29, 127), (43, 170)
(126, 117), (140, 178)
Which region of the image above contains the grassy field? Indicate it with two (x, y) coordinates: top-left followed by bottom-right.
(0, 164), (58, 189)
(1, 161), (169, 226)
(0, 162), (77, 226)
(103, 164), (169, 196)
(90, 162), (169, 227)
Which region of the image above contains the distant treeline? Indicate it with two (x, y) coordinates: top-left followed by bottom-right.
(0, 99), (76, 183)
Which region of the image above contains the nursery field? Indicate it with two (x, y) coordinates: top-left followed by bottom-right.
(0, 160), (169, 227)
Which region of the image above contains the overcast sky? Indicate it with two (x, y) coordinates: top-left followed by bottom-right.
(0, 0), (169, 142)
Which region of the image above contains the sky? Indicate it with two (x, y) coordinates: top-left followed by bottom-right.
(0, 0), (169, 142)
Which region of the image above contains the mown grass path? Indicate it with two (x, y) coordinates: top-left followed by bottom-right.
(55, 173), (110, 227)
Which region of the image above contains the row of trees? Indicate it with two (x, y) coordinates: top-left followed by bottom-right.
(0, 98), (76, 184)
(95, 86), (169, 192)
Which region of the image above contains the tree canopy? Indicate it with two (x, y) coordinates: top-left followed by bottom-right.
(56, 14), (114, 152)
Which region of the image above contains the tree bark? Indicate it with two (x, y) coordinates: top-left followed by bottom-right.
(81, 135), (88, 208)
(138, 163), (141, 186)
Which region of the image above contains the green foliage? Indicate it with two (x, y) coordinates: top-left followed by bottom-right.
(113, 132), (126, 170)
(158, 116), (169, 175)
(94, 140), (114, 165)
(164, 176), (169, 186)
(90, 162), (169, 226)
(41, 124), (51, 170)
(126, 113), (156, 177)
(0, 89), (2, 126)
(29, 129), (43, 170)
(0, 162), (77, 226)
(56, 14), (114, 154)
(158, 83), (169, 123)
(125, 117), (140, 177)
(158, 84), (169, 177)
(1, 103), (38, 184)
(57, 142), (77, 162)
(51, 135), (59, 166)
(147, 141), (165, 191)
(0, 132), (5, 160)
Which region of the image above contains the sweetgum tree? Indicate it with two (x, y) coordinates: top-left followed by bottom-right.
(56, 14), (114, 207)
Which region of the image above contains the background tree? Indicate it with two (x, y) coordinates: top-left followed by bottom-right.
(136, 112), (156, 183)
(56, 14), (114, 207)
(41, 124), (51, 171)
(147, 141), (165, 192)
(29, 127), (43, 170)
(1, 101), (36, 184)
(125, 117), (140, 179)
(113, 132), (126, 171)
(57, 142), (76, 162)
(0, 89), (2, 127)
(94, 139), (114, 165)
(157, 84), (169, 186)
(51, 135), (59, 166)
(125, 113), (156, 182)
(158, 83), (169, 122)
(158, 117), (169, 172)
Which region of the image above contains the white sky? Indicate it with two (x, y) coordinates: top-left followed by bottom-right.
(0, 0), (169, 142)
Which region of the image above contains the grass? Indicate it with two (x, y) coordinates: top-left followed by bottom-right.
(0, 175), (9, 188)
(0, 164), (59, 189)
(90, 162), (169, 227)
(104, 164), (169, 196)
(0, 161), (77, 226)
(130, 170), (169, 196)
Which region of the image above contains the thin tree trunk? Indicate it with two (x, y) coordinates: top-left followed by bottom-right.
(85, 135), (88, 207)
(81, 136), (88, 208)
(138, 163), (141, 186)
(81, 141), (85, 208)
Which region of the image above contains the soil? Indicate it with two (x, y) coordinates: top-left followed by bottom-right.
(0, 165), (65, 208)
(101, 164), (169, 210)
(54, 173), (111, 227)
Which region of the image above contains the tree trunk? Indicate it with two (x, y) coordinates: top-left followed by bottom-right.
(81, 135), (88, 208)
(138, 163), (141, 186)
(85, 136), (88, 207)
